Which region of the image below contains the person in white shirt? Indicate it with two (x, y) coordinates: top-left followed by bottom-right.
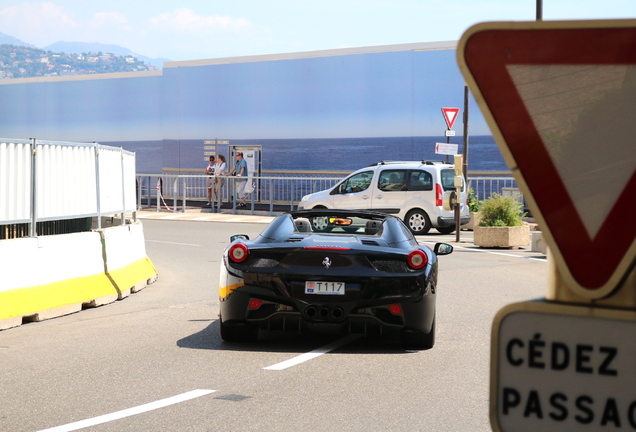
(204, 155), (215, 206)
(213, 154), (227, 204)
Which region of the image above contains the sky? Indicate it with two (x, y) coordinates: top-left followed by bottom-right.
(0, 0), (635, 62)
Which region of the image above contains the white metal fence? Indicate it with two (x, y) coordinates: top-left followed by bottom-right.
(1, 139), (136, 236)
(137, 171), (521, 214)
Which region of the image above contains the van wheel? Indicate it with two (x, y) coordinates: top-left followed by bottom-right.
(311, 215), (330, 232)
(405, 210), (431, 235)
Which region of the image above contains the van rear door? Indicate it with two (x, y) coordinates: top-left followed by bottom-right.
(370, 169), (406, 215)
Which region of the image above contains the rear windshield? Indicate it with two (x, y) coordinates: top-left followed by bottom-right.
(294, 214), (383, 236)
(441, 168), (464, 192)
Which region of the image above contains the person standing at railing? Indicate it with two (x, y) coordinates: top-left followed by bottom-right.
(204, 155), (216, 206)
(213, 154), (227, 204)
(230, 151), (248, 207)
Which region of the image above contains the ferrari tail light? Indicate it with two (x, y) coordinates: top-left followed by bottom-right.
(229, 243), (249, 263)
(388, 304), (403, 315)
(407, 250), (428, 270)
(436, 183), (443, 206)
(248, 299), (263, 310)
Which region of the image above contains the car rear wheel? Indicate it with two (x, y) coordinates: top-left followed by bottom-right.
(437, 225), (456, 234)
(220, 314), (258, 342)
(405, 209), (431, 235)
(401, 315), (435, 350)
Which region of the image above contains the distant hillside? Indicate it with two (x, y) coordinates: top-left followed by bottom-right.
(0, 32), (168, 76)
(43, 41), (169, 68)
(0, 31), (36, 48)
(0, 44), (156, 79)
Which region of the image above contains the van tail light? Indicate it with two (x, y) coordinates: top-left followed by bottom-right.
(435, 184), (443, 206)
(407, 250), (428, 270)
(229, 243), (249, 263)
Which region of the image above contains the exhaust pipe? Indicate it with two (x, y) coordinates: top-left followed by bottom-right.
(305, 305), (346, 321)
(305, 305), (317, 318)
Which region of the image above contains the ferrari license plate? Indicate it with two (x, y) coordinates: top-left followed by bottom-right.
(305, 281), (345, 295)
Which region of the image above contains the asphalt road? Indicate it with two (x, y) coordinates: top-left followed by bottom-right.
(0, 219), (548, 432)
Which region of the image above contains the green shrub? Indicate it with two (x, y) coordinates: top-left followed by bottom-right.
(478, 193), (524, 227)
(467, 189), (480, 212)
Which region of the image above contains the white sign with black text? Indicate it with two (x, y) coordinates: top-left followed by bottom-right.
(492, 301), (636, 432)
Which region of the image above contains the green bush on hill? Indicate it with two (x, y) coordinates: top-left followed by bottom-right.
(0, 44), (153, 79)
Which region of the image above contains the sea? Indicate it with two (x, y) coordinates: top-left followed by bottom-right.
(124, 135), (509, 174)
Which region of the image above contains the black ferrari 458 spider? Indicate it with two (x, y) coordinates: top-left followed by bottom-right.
(218, 209), (453, 349)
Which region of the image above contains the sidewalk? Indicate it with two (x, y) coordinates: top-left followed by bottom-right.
(135, 203), (282, 224)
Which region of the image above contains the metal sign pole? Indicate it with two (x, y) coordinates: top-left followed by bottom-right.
(29, 138), (37, 237)
(462, 84), (469, 179)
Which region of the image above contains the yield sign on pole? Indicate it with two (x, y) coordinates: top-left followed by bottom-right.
(441, 107), (460, 130)
(458, 19), (636, 298)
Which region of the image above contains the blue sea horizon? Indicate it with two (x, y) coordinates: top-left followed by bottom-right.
(122, 135), (508, 174)
(246, 135), (507, 172)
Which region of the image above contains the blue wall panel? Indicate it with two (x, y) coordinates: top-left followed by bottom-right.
(0, 45), (490, 173)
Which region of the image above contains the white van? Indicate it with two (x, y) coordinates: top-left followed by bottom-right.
(298, 161), (469, 234)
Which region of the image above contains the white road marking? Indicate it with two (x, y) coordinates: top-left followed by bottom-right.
(263, 334), (361, 370)
(422, 241), (547, 262)
(35, 389), (216, 432)
(145, 240), (201, 247)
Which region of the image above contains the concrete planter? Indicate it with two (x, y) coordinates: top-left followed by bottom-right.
(462, 211), (481, 231)
(473, 224), (530, 248)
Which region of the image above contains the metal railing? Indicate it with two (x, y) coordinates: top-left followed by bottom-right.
(136, 174), (344, 213)
(136, 171), (521, 215)
(467, 175), (520, 201)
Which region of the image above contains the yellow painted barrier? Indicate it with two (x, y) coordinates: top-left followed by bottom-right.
(101, 223), (158, 297)
(0, 223), (157, 330)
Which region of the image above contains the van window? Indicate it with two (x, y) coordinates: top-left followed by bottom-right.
(407, 170), (433, 191)
(441, 169), (464, 192)
(378, 170), (406, 192)
(335, 170), (373, 194)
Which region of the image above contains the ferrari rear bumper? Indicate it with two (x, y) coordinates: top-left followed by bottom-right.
(221, 287), (434, 335)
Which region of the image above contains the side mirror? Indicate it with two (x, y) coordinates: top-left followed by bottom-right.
(330, 183), (344, 195)
(434, 242), (453, 256)
(333, 218), (353, 226)
(230, 234), (249, 242)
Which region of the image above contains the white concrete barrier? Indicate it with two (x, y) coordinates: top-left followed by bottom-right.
(0, 223), (157, 330)
(0, 232), (116, 329)
(100, 223), (157, 298)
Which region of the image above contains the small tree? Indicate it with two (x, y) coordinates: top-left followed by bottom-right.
(478, 193), (524, 227)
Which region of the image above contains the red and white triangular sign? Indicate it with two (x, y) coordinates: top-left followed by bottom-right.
(441, 107), (460, 130)
(458, 19), (636, 298)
